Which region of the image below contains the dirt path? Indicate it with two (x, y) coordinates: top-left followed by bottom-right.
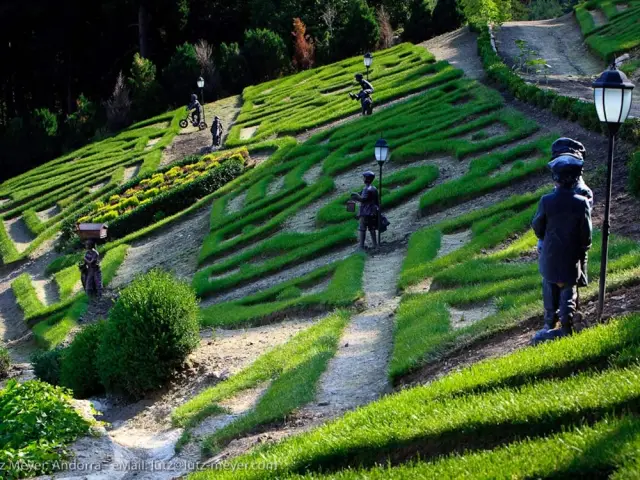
(111, 205), (211, 289)
(301, 248), (404, 419)
(495, 13), (640, 118)
(161, 95), (242, 167)
(421, 27), (486, 80)
(3, 217), (34, 253)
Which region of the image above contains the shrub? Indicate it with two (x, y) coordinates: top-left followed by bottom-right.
(60, 321), (106, 398)
(128, 53), (163, 119)
(30, 107), (59, 159)
(64, 94), (97, 150)
(243, 29), (289, 82)
(292, 18), (315, 70)
(97, 270), (200, 397)
(105, 71), (132, 131)
(163, 43), (200, 105)
(153, 211), (166, 223)
(377, 7), (394, 49)
(106, 158), (244, 238)
(31, 348), (65, 385)
(403, 0), (434, 42)
(0, 346), (10, 378)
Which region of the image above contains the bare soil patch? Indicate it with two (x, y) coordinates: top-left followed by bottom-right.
(421, 27), (485, 80)
(36, 205), (60, 222)
(589, 8), (608, 26)
(123, 163), (141, 182)
(3, 217), (34, 253)
(110, 205), (210, 289)
(239, 126), (258, 141)
(449, 301), (498, 330)
(32, 277), (60, 307)
(89, 179), (109, 193)
(437, 230), (472, 258)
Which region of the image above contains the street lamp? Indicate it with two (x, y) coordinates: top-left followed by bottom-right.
(364, 53), (373, 81)
(374, 137), (390, 245)
(592, 62), (634, 320)
(197, 76), (206, 124)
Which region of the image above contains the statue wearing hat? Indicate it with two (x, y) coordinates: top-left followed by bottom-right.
(211, 115), (224, 148)
(349, 74), (374, 115)
(350, 171), (379, 249)
(531, 137), (593, 345)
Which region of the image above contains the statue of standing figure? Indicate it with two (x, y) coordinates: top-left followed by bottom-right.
(80, 240), (103, 297)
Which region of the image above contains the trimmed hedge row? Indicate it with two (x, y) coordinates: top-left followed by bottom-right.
(477, 25), (640, 196)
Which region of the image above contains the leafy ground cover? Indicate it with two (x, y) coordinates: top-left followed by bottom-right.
(224, 43), (463, 146)
(186, 312), (640, 479)
(0, 110), (181, 264)
(575, 0), (640, 59)
(0, 380), (91, 478)
(172, 311), (349, 454)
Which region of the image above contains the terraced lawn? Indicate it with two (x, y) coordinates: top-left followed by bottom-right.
(575, 0), (640, 58)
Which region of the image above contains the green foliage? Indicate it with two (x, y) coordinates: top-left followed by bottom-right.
(460, 0), (512, 27)
(243, 29), (289, 82)
(217, 42), (250, 94)
(0, 346), (10, 378)
(529, 0), (564, 19)
(226, 44), (458, 146)
(335, 0), (380, 58)
(173, 312), (348, 453)
(163, 43), (201, 105)
(12, 273), (45, 319)
(0, 380), (90, 478)
(31, 348), (64, 385)
(60, 321), (106, 398)
(97, 270), (200, 397)
(64, 94), (98, 150)
(200, 255), (365, 328)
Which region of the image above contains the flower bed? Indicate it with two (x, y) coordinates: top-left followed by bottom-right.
(60, 149), (248, 244)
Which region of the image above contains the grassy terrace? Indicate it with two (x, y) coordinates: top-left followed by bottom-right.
(575, 0), (640, 59)
(186, 312), (640, 479)
(0, 111), (181, 264)
(224, 43), (462, 146)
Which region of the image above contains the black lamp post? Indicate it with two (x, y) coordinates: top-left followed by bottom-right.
(197, 76), (205, 124)
(592, 63), (635, 319)
(364, 53), (373, 81)
(374, 137), (390, 245)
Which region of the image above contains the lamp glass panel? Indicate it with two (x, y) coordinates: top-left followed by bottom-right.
(620, 89), (633, 123)
(594, 88), (606, 122)
(604, 88), (624, 123)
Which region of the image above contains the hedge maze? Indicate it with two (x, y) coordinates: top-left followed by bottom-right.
(0, 110), (182, 265)
(575, 0), (640, 59)
(224, 43), (463, 145)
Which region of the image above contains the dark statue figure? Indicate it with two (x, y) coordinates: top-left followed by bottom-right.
(349, 74), (374, 115)
(351, 171), (379, 249)
(187, 93), (202, 125)
(211, 115), (224, 148)
(80, 239), (103, 297)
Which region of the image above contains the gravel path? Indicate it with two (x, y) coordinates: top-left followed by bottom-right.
(495, 13), (640, 118)
(421, 27), (486, 80)
(3, 217), (34, 253)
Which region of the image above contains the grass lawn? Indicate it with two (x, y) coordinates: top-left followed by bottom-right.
(184, 312), (640, 479)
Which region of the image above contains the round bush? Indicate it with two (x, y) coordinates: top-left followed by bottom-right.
(97, 270), (200, 397)
(31, 348), (64, 385)
(0, 346), (10, 378)
(60, 321), (106, 398)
